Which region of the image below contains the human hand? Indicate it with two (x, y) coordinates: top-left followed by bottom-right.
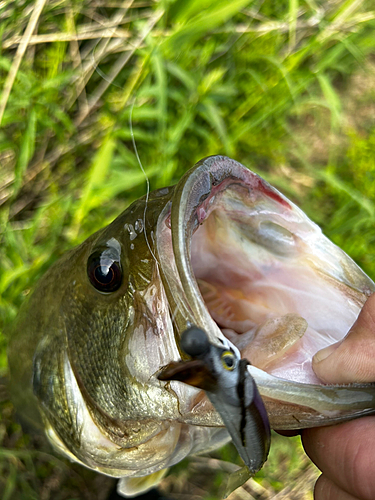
(302, 293), (375, 500)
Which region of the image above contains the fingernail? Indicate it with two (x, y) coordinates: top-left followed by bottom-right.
(313, 341), (341, 363)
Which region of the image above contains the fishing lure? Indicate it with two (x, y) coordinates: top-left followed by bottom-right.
(158, 326), (271, 495)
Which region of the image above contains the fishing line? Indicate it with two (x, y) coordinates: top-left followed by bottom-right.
(93, 63), (124, 90)
(91, 34), (125, 90)
(129, 99), (159, 265)
(169, 303), (182, 325)
(90, 3), (136, 89)
(90, 35), (159, 268)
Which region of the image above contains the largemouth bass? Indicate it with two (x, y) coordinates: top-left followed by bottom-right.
(8, 155), (375, 496)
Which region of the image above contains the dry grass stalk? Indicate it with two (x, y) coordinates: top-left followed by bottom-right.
(2, 30), (132, 49)
(0, 0), (48, 125)
(75, 7), (164, 126)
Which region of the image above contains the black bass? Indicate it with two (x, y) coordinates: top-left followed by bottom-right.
(8, 155), (375, 497)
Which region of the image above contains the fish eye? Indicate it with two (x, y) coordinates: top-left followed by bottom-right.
(221, 351), (236, 371)
(87, 251), (122, 293)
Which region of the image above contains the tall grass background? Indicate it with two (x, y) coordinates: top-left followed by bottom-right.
(1, 0), (375, 498)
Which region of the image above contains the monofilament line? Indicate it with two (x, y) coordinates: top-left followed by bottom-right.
(129, 99), (159, 264)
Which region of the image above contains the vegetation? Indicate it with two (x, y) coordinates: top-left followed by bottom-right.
(1, 0), (375, 498)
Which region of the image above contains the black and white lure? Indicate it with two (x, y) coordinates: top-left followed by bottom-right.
(158, 326), (271, 494)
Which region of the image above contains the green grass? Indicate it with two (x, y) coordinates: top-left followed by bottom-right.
(1, 0), (375, 498)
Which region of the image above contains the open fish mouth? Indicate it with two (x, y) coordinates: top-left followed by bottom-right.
(157, 155), (375, 429)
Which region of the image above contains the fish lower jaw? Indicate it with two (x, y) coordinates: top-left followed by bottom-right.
(43, 355), (231, 478)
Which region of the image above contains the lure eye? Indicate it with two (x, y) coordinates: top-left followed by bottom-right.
(87, 251), (122, 293)
(221, 351), (236, 371)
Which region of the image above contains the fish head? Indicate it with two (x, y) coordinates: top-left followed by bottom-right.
(8, 155), (375, 483)
(9, 185), (222, 479)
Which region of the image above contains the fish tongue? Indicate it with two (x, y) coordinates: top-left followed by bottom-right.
(242, 313), (307, 370)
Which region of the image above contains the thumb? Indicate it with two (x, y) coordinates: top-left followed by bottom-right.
(312, 293), (375, 384)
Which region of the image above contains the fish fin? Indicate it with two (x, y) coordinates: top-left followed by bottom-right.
(117, 468), (168, 498)
(221, 465), (252, 499)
